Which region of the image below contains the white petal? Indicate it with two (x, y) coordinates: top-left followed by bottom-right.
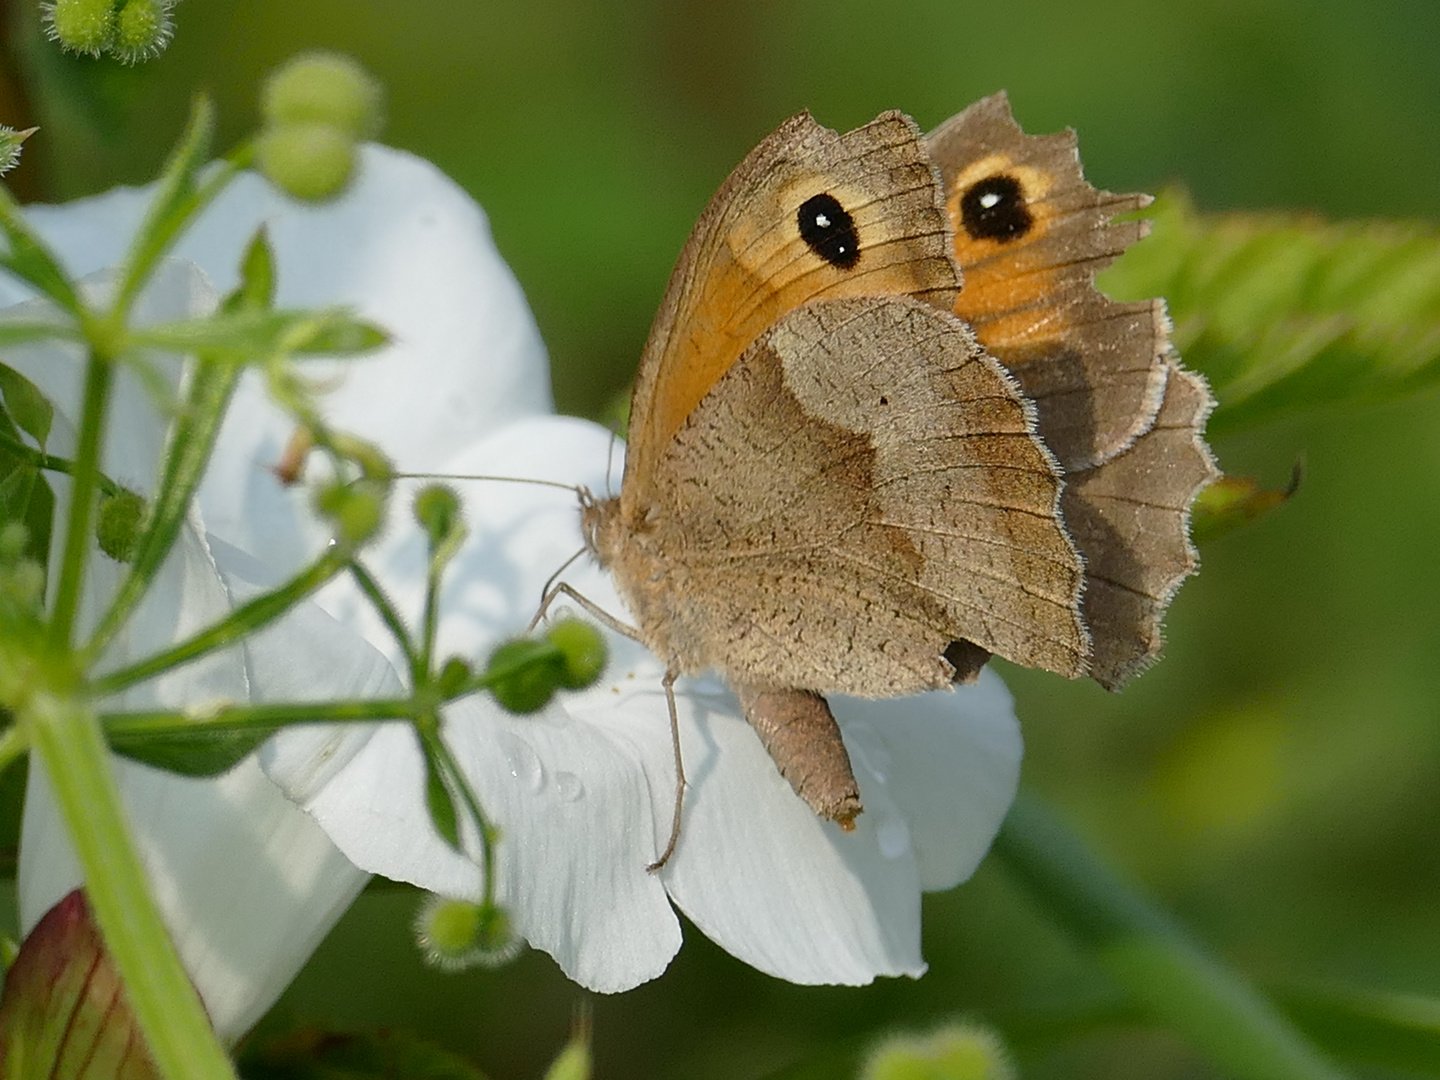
(17, 525), (392, 1041)
(846, 672), (1022, 892)
(262, 416), (683, 989)
(19, 759), (366, 1042)
(17, 147), (550, 572)
(642, 678), (925, 985)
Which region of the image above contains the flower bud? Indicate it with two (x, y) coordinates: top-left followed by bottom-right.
(261, 51), (384, 139)
(861, 1023), (1015, 1080)
(313, 479), (385, 547)
(414, 895), (523, 972)
(0, 522), (29, 562)
(111, 0), (173, 63)
(0, 126), (36, 176)
(43, 0), (116, 57)
(544, 1040), (592, 1080)
(413, 483), (461, 548)
(545, 617), (607, 689)
(436, 656), (473, 698)
(484, 637), (564, 714)
(257, 122), (357, 203)
(95, 488), (146, 563)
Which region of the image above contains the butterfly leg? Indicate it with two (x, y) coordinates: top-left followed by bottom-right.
(646, 667), (688, 872)
(526, 580), (644, 643)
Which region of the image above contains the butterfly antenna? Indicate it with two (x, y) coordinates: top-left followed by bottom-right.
(393, 471), (584, 495)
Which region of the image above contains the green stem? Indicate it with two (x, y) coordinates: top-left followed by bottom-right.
(0, 431), (124, 495)
(49, 350), (113, 648)
(424, 719), (497, 907)
(991, 792), (1349, 1080)
(87, 357), (243, 661)
(347, 558), (418, 678)
(26, 690), (236, 1080)
(0, 722), (28, 775)
(92, 546), (348, 696)
(102, 698), (415, 736)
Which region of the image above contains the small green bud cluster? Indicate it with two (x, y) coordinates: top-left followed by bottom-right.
(0, 523), (45, 621)
(485, 617), (608, 715)
(42, 0), (174, 64)
(413, 894), (523, 972)
(861, 1023), (1016, 1080)
(257, 51), (384, 203)
(0, 126), (35, 177)
(95, 488), (146, 563)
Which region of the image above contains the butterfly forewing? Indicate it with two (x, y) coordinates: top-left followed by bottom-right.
(623, 110), (960, 516)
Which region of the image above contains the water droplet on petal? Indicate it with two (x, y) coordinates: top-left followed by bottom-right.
(876, 814), (911, 859)
(844, 722), (892, 785)
(555, 771), (585, 801)
(496, 730), (545, 793)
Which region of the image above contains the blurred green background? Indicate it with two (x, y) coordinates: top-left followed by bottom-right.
(4, 0), (1440, 1076)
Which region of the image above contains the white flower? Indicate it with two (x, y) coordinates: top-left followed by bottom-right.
(260, 414), (1024, 990)
(5, 144), (549, 1039)
(6, 137), (1023, 1020)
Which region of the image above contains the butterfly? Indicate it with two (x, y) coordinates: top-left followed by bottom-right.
(576, 93), (1216, 858)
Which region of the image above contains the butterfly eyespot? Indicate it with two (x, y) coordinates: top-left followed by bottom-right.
(959, 174), (1032, 241)
(878, 395), (889, 405)
(797, 192), (860, 269)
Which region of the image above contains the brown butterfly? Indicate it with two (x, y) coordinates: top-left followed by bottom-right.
(578, 93), (1217, 859)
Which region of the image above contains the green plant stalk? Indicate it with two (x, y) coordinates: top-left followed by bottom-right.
(26, 689), (237, 1080)
(347, 558), (418, 675)
(992, 792), (1350, 1080)
(102, 697), (415, 736)
(0, 431), (125, 495)
(422, 718), (498, 908)
(0, 723), (28, 775)
(48, 350), (112, 647)
(93, 545), (349, 696)
(87, 358), (243, 660)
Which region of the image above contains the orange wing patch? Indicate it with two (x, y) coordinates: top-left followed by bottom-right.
(928, 95), (1167, 469)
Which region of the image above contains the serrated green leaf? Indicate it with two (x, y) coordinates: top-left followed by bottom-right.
(129, 309), (389, 360)
(239, 1027), (490, 1080)
(0, 891), (161, 1080)
(107, 722), (269, 777)
(1101, 190), (1440, 433)
(113, 96), (217, 318)
(0, 362), (54, 445)
(0, 186), (82, 315)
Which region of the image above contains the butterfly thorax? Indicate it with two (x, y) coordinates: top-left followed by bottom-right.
(580, 491), (697, 673)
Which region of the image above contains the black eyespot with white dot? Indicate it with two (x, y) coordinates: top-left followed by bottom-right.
(960, 174), (1032, 242)
(797, 193), (860, 269)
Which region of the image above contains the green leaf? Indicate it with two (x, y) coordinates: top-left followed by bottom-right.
(1102, 189), (1440, 433)
(0, 362), (54, 446)
(0, 186), (83, 315)
(106, 720), (269, 777)
(1191, 465), (1301, 544)
(0, 890), (161, 1080)
(0, 462), (54, 570)
(1273, 983), (1440, 1075)
(112, 96), (217, 318)
(129, 309), (389, 360)
(228, 226), (277, 313)
(422, 739), (462, 851)
(239, 1027), (490, 1080)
